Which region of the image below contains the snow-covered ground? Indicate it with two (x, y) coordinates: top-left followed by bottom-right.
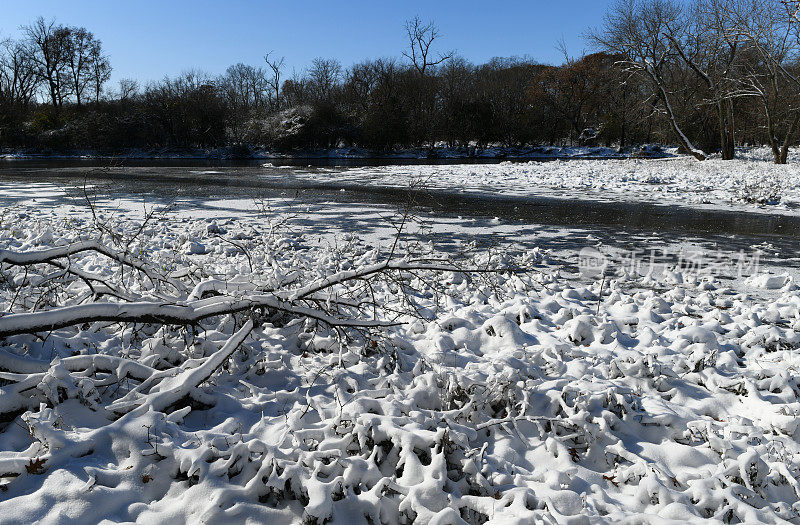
(267, 150), (800, 216)
(1, 174), (800, 523)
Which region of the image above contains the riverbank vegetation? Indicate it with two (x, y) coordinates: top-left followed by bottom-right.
(3, 0), (800, 162)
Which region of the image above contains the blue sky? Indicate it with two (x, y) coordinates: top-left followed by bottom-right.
(1, 0), (610, 87)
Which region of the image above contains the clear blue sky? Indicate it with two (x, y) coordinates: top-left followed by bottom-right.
(1, 0), (611, 87)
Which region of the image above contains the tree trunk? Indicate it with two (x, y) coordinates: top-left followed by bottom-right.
(650, 70), (706, 161)
(48, 79), (59, 108)
(618, 89), (627, 152)
(718, 99), (735, 160)
(778, 110), (800, 164)
(761, 97), (782, 164)
(725, 101), (736, 160)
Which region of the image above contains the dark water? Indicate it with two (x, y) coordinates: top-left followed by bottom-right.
(0, 157), (548, 169)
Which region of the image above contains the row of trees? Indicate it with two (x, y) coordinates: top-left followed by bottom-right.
(592, 0), (800, 163)
(1, 17), (110, 110)
(3, 4), (800, 162)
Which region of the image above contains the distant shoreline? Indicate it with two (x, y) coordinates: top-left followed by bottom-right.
(0, 145), (674, 161)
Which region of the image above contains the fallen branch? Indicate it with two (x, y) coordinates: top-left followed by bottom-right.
(0, 348), (155, 381)
(0, 295), (400, 338)
(117, 320), (254, 413)
(0, 241), (187, 295)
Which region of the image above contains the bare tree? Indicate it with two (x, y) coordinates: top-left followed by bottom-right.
(219, 63), (270, 140)
(665, 0), (741, 159)
(116, 78), (138, 101)
(307, 57), (342, 101)
(343, 60), (379, 113)
(0, 39), (39, 108)
(264, 51), (285, 110)
(221, 63), (269, 110)
(20, 18), (110, 108)
(589, 0), (709, 160)
(403, 16), (454, 76)
(23, 17), (71, 109)
(530, 52), (617, 146)
(729, 0), (800, 163)
(65, 27), (94, 106)
(89, 39), (111, 104)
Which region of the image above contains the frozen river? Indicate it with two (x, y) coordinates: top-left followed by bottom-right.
(2, 160), (799, 238)
(2, 159), (800, 283)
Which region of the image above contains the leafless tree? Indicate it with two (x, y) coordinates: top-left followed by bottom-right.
(307, 57), (342, 101)
(22, 18), (108, 108)
(343, 60), (379, 112)
(116, 78), (138, 101)
(589, 0), (709, 160)
(665, 0), (741, 159)
(22, 17), (71, 109)
(219, 63), (270, 139)
(221, 63), (269, 110)
(0, 39), (39, 108)
(264, 51), (285, 110)
(729, 0), (800, 163)
(530, 52), (618, 146)
(403, 16), (454, 76)
(64, 27), (95, 106)
(89, 40), (111, 104)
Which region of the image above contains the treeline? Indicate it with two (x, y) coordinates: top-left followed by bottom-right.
(591, 0), (800, 163)
(3, 2), (800, 162)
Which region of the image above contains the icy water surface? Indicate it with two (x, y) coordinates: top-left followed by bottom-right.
(1, 161), (799, 238)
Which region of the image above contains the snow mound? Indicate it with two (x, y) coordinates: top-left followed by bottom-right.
(745, 273), (792, 289)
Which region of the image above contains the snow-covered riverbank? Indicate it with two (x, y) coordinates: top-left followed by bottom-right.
(1, 185), (800, 523)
